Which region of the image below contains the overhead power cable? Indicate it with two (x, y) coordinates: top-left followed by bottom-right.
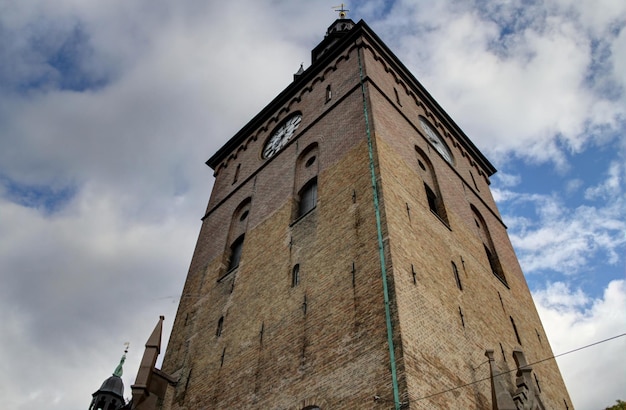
(411, 332), (626, 402)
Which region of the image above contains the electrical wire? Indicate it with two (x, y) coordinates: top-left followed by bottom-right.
(410, 332), (626, 402)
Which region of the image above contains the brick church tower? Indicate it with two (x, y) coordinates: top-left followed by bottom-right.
(158, 15), (573, 410)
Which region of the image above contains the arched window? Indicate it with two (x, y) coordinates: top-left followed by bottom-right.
(415, 147), (448, 224)
(424, 184), (439, 215)
(298, 178), (318, 217)
(222, 198), (251, 277)
(228, 235), (244, 271)
(294, 143), (319, 221)
(471, 205), (506, 285)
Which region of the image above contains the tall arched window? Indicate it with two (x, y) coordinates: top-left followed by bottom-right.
(222, 198), (252, 276)
(471, 205), (506, 285)
(298, 178), (317, 217)
(415, 146), (448, 224)
(227, 235), (244, 271)
(294, 143), (319, 220)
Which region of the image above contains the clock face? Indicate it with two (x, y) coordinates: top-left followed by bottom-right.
(419, 118), (453, 164)
(263, 114), (303, 159)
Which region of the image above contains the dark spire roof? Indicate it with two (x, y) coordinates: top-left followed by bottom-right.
(311, 18), (356, 63)
(97, 374), (125, 398)
(90, 347), (128, 409)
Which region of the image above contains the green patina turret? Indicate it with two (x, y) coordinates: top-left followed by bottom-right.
(88, 346), (129, 410)
(113, 347), (127, 378)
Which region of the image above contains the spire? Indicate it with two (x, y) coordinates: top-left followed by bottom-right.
(113, 343), (129, 377)
(332, 3), (350, 19)
(311, 6), (356, 63)
(131, 316), (177, 409)
(145, 315), (163, 351)
(89, 345), (129, 410)
(293, 63), (305, 81)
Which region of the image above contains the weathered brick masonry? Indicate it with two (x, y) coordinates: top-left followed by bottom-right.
(159, 18), (572, 410)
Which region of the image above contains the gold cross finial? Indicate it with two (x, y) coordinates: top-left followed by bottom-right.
(332, 3), (349, 18)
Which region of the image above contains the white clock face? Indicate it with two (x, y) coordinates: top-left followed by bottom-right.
(419, 117), (453, 165)
(263, 114), (303, 159)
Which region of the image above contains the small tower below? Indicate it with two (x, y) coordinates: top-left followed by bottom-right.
(311, 7), (355, 63)
(89, 347), (129, 410)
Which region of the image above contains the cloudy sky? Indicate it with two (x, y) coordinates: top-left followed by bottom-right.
(1, 1), (624, 409)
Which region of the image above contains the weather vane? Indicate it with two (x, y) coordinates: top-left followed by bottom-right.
(333, 3), (349, 18)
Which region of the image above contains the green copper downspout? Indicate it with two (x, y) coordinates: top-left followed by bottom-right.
(357, 46), (401, 410)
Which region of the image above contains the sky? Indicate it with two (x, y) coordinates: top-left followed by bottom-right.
(0, 1), (624, 409)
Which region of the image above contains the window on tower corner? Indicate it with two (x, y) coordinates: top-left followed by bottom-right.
(415, 146), (449, 225)
(471, 205), (507, 287)
(425, 184), (438, 214)
(228, 235), (244, 271)
(298, 178), (317, 218)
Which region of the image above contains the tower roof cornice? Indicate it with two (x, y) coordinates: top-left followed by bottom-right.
(207, 20), (496, 177)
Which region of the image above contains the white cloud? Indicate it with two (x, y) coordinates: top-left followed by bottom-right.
(0, 2), (333, 409)
(495, 171), (522, 187)
(506, 194), (625, 273)
(584, 161), (623, 200)
(498, 158), (625, 275)
(533, 280), (626, 410)
(0, 187), (190, 409)
(565, 178), (584, 194)
(371, 0), (626, 168)
(0, 1), (624, 409)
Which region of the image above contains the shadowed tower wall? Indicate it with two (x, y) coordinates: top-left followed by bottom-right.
(159, 19), (572, 410)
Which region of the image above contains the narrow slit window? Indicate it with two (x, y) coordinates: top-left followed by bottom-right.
(459, 307), (465, 327)
(394, 87), (401, 106)
(470, 170), (479, 191)
(292, 264), (300, 287)
(233, 163), (241, 184)
(325, 84), (332, 102)
(510, 316), (522, 345)
(534, 374), (542, 392)
(452, 261), (463, 290)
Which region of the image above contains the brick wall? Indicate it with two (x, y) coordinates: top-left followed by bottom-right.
(159, 28), (572, 410)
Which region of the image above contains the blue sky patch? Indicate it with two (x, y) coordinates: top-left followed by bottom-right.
(1, 176), (77, 214)
(45, 24), (109, 92)
(2, 19), (112, 93)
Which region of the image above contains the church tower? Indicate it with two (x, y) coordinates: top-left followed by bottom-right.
(159, 15), (572, 409)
